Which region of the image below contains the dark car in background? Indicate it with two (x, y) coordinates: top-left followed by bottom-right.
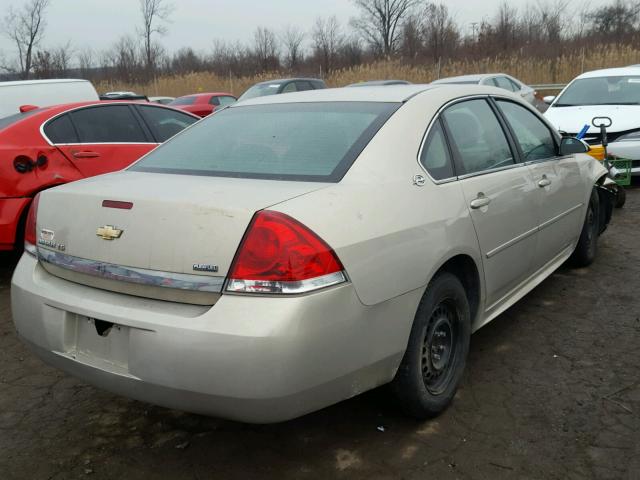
(237, 78), (326, 101)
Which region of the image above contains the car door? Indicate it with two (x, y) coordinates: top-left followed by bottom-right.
(50, 105), (157, 177)
(495, 98), (585, 270)
(442, 98), (540, 308)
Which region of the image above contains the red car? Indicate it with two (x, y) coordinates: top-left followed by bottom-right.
(0, 101), (198, 251)
(168, 92), (236, 117)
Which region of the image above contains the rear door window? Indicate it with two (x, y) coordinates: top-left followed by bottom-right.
(130, 102), (400, 182)
(420, 120), (455, 180)
(442, 99), (515, 175)
(71, 105), (148, 143)
(496, 100), (557, 161)
(136, 105), (198, 143)
(295, 81), (314, 91)
(281, 82), (297, 93)
(44, 114), (79, 144)
(209, 97), (220, 106)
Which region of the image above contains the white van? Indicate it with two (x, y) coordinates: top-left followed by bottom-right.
(0, 79), (99, 118)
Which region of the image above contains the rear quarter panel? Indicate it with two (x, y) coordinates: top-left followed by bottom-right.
(273, 90), (484, 309)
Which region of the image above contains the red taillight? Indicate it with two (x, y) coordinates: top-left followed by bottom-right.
(226, 211), (346, 294)
(24, 193), (40, 254)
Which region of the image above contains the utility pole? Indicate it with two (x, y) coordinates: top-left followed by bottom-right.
(470, 22), (479, 42)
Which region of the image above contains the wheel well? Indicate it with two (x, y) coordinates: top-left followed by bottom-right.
(436, 255), (481, 323)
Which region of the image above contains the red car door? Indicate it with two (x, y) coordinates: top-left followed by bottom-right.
(50, 104), (157, 177)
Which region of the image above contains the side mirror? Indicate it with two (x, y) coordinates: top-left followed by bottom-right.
(559, 137), (589, 155)
(543, 96), (556, 105)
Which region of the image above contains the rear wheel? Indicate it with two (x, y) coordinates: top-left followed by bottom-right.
(391, 272), (470, 419)
(569, 189), (599, 267)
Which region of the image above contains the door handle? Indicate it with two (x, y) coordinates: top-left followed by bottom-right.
(470, 194), (491, 209)
(72, 151), (100, 159)
(538, 176), (552, 188)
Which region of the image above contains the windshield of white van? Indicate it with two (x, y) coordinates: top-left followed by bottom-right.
(554, 76), (640, 106)
(130, 102), (400, 182)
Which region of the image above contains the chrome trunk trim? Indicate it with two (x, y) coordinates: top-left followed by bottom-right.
(37, 248), (225, 293)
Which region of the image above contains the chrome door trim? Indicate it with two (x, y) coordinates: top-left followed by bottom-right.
(538, 203), (584, 231)
(484, 203), (583, 259)
(37, 248), (224, 293)
(457, 162), (522, 180)
(39, 102), (171, 146)
(485, 225), (539, 259)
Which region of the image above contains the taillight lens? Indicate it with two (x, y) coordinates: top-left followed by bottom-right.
(24, 193), (40, 255)
(226, 211), (346, 294)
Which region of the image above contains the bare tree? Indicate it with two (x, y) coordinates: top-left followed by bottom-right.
(494, 1), (518, 51)
(2, 0), (50, 79)
(77, 48), (95, 78)
(312, 16), (343, 74)
(400, 14), (422, 61)
(351, 0), (419, 57)
(421, 3), (459, 62)
(588, 0), (640, 41)
(253, 26), (280, 71)
(280, 25), (305, 70)
(34, 41), (73, 78)
(104, 35), (143, 83)
(139, 0), (173, 76)
(537, 0), (570, 44)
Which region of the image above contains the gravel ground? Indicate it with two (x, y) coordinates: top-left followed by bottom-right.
(0, 189), (638, 480)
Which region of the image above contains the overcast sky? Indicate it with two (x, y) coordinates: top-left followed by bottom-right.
(0, 0), (615, 58)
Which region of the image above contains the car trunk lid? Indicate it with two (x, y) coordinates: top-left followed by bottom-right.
(36, 171), (328, 304)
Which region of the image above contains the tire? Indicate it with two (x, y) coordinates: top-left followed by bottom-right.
(569, 189), (599, 267)
(391, 272), (471, 419)
(615, 186), (626, 209)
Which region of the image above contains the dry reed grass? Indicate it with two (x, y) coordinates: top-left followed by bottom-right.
(95, 44), (640, 97)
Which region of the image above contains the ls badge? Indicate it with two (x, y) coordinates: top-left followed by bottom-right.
(96, 225), (123, 240)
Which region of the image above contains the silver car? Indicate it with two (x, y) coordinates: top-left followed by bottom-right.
(432, 74), (536, 106)
(11, 85), (614, 423)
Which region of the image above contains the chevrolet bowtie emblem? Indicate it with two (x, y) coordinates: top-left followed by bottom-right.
(96, 225), (123, 240)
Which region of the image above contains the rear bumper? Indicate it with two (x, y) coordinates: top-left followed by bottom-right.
(0, 197), (30, 250)
(11, 253), (419, 423)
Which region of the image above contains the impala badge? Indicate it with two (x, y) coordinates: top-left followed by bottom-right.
(193, 264), (219, 273)
(96, 225), (123, 241)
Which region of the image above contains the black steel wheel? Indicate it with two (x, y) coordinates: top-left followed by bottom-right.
(391, 272), (470, 419)
(569, 189), (600, 267)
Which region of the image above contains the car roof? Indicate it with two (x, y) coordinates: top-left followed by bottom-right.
(176, 92), (234, 98)
(576, 67), (640, 79)
(3, 100), (197, 125)
(233, 84), (516, 107)
(347, 80), (412, 87)
(0, 78), (91, 87)
(253, 78), (324, 86)
(432, 73), (507, 84)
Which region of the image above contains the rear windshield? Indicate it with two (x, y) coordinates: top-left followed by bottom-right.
(0, 108), (43, 131)
(130, 102), (400, 182)
(238, 83), (281, 101)
(555, 76), (640, 106)
(169, 96), (197, 106)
